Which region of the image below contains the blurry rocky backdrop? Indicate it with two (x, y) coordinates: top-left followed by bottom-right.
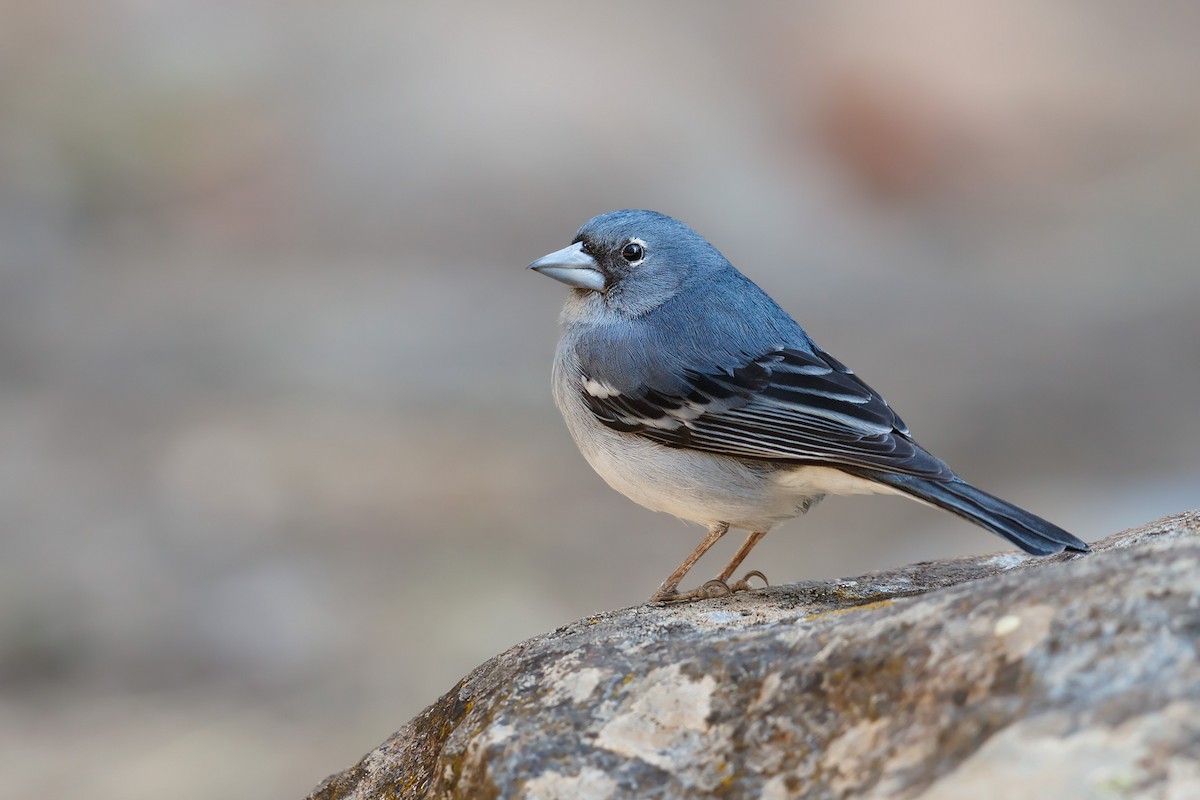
(1, 2), (1198, 798)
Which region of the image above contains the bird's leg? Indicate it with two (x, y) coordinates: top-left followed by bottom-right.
(715, 530), (770, 593)
(650, 522), (730, 603)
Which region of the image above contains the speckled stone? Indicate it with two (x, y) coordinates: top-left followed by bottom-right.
(307, 510), (1200, 800)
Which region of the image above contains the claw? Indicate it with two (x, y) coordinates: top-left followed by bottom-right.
(728, 570), (770, 593)
(743, 570), (769, 587)
(701, 579), (732, 597)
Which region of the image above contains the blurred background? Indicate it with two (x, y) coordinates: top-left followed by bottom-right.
(2, 1), (1198, 797)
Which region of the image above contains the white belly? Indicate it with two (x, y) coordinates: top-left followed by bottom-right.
(554, 362), (901, 532)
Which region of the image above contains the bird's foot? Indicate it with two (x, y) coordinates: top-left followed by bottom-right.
(727, 570), (770, 593)
(650, 573), (768, 604)
(649, 579), (732, 604)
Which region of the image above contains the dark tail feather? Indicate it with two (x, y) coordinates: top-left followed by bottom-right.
(850, 471), (1090, 556)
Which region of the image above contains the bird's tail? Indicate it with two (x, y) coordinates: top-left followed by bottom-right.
(849, 471), (1090, 556)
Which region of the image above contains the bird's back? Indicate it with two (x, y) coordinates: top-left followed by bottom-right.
(572, 264), (813, 397)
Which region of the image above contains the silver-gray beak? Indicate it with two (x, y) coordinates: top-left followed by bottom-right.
(527, 242), (606, 292)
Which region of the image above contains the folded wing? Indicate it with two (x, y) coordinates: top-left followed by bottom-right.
(581, 346), (954, 480)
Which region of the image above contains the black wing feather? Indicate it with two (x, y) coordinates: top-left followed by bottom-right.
(581, 346), (952, 479)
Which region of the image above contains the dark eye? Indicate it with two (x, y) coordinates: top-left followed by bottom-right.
(621, 242), (644, 263)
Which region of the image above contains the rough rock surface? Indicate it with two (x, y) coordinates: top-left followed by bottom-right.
(307, 510), (1200, 800)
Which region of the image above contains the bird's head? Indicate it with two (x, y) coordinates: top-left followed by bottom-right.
(528, 210), (726, 316)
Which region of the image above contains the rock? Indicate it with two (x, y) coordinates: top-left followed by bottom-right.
(306, 510), (1200, 800)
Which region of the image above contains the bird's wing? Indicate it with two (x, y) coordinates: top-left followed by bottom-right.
(580, 346), (953, 479)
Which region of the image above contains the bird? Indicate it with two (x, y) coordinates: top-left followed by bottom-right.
(528, 209), (1089, 603)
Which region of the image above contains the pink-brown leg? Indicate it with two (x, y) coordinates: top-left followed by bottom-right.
(716, 530), (770, 593)
(650, 522), (730, 603)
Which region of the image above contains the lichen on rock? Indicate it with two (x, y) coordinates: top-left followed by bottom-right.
(307, 510), (1200, 800)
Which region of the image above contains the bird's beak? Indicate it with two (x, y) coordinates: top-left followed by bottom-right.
(527, 242), (606, 292)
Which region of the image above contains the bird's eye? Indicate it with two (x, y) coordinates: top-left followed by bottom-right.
(621, 242), (645, 263)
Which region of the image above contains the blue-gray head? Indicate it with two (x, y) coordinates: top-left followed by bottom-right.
(528, 210), (731, 316)
(529, 209), (814, 387)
